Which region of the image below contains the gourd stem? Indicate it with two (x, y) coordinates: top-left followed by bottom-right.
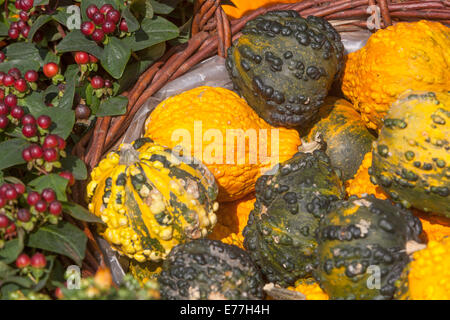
(298, 132), (326, 153)
(119, 144), (141, 166)
(263, 283), (306, 300)
(405, 240), (427, 256)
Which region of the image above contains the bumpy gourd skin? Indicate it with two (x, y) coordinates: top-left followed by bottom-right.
(371, 91), (450, 217)
(144, 86), (301, 202)
(306, 97), (376, 181)
(243, 150), (345, 286)
(226, 11), (344, 127)
(395, 237), (450, 300)
(341, 20), (450, 130)
(158, 239), (264, 300)
(315, 196), (423, 300)
(87, 138), (219, 262)
(208, 194), (256, 249)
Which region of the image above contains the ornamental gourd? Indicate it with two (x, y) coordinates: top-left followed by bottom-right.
(370, 91), (450, 218)
(315, 196), (423, 300)
(144, 86), (301, 202)
(243, 150), (345, 286)
(226, 11), (344, 127)
(208, 194), (256, 249)
(222, 0), (301, 19)
(305, 97), (376, 181)
(158, 239), (265, 300)
(341, 20), (450, 130)
(86, 138), (219, 262)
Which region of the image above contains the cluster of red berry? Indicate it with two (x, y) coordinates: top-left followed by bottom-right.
(81, 4), (128, 43)
(9, 0), (35, 39)
(15, 252), (47, 269)
(0, 67), (37, 96)
(0, 182), (69, 241)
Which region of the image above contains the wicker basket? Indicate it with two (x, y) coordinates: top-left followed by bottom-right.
(72, 0), (450, 273)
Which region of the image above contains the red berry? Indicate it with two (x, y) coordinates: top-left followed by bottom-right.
(41, 188), (56, 203)
(81, 21), (95, 36)
(102, 21), (116, 34)
(21, 25), (30, 38)
(29, 144), (43, 159)
(0, 184), (11, 197)
(10, 22), (19, 30)
(8, 28), (19, 39)
(91, 76), (104, 89)
(0, 213), (8, 227)
(119, 19), (128, 32)
(106, 9), (120, 24)
(19, 11), (29, 21)
(100, 4), (114, 14)
(6, 223), (16, 234)
(54, 287), (64, 299)
(91, 29), (105, 42)
(0, 116), (9, 129)
(11, 106), (25, 119)
(0, 52), (4, 63)
(57, 136), (66, 150)
(75, 104), (91, 120)
(24, 70), (38, 82)
(0, 89), (4, 100)
(89, 54), (98, 63)
(37, 115), (52, 129)
(22, 147), (32, 161)
(31, 252), (47, 268)
(43, 63), (59, 78)
(5, 187), (18, 200)
(5, 94), (18, 107)
(0, 103), (7, 116)
(16, 253), (30, 268)
(33, 30), (43, 43)
(27, 191), (41, 205)
(17, 208), (31, 222)
(49, 201), (62, 216)
(3, 75), (14, 87)
(17, 20), (27, 31)
(43, 148), (58, 162)
(0, 197), (5, 208)
(22, 123), (37, 137)
(15, 0), (23, 10)
(74, 51), (89, 65)
(43, 134), (59, 148)
(13, 183), (26, 195)
(34, 200), (47, 212)
(59, 171), (75, 187)
(104, 79), (112, 88)
(8, 68), (21, 80)
(22, 114), (35, 125)
(92, 12), (105, 26)
(0, 71), (6, 85)
(86, 4), (99, 20)
(14, 78), (27, 92)
(21, 0), (34, 11)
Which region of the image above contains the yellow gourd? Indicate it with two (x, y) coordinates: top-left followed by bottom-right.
(341, 20), (450, 130)
(144, 86), (302, 202)
(222, 0), (301, 19)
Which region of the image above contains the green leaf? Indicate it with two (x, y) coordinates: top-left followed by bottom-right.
(52, 6), (72, 27)
(150, 0), (182, 14)
(0, 22), (9, 37)
(43, 50), (61, 65)
(56, 30), (103, 59)
(35, 0), (50, 5)
(0, 230), (24, 264)
(27, 222), (87, 266)
(123, 16), (179, 51)
(63, 202), (104, 224)
(96, 96), (128, 116)
(28, 174), (69, 201)
(0, 139), (30, 171)
(5, 43), (43, 65)
(122, 7), (140, 33)
(0, 276), (34, 288)
(28, 14), (53, 42)
(0, 262), (17, 279)
(131, 0), (154, 20)
(59, 64), (79, 110)
(101, 37), (131, 79)
(60, 155), (87, 180)
(0, 60), (40, 74)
